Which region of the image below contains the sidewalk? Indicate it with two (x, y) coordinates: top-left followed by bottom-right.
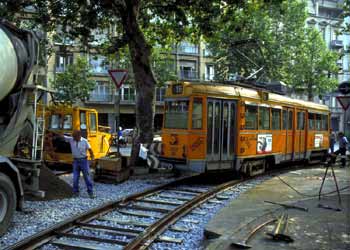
(204, 166), (350, 250)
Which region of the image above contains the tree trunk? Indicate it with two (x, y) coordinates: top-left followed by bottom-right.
(121, 1), (156, 166)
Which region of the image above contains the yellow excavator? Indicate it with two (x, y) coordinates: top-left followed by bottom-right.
(44, 105), (113, 168)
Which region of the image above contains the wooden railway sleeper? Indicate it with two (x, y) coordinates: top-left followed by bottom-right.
(54, 231), (128, 245)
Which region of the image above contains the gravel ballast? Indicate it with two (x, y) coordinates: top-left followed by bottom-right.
(0, 173), (173, 249)
(1, 172), (269, 250)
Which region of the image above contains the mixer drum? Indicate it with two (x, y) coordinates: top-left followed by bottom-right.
(0, 22), (31, 101)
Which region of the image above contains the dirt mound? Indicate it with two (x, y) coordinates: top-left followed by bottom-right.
(26, 164), (73, 201)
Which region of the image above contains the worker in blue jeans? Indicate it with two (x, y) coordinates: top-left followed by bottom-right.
(49, 130), (95, 198)
(68, 130), (95, 198)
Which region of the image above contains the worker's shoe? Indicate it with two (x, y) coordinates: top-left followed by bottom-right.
(88, 193), (96, 199)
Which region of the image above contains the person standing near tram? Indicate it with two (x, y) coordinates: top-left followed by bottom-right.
(329, 129), (336, 153)
(48, 130), (96, 198)
(333, 132), (348, 168)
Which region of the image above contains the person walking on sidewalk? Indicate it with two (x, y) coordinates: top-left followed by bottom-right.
(333, 132), (348, 168)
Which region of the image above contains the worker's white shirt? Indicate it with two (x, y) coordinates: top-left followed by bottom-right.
(64, 136), (91, 159)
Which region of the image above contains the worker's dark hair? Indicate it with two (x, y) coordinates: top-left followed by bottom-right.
(72, 130), (81, 137)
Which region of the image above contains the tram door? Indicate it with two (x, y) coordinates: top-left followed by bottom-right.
(295, 110), (306, 160)
(207, 99), (236, 169)
(282, 108), (294, 161)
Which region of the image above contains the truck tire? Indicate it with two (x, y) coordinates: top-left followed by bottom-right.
(0, 173), (16, 236)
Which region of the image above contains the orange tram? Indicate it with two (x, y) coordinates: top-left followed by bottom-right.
(159, 82), (330, 176)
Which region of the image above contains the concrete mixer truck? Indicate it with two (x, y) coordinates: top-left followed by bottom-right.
(0, 19), (47, 235)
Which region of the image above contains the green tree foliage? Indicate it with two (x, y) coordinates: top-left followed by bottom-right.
(291, 28), (338, 100)
(52, 57), (96, 104)
(0, 0), (227, 164)
(343, 0), (350, 32)
(207, 0), (338, 100)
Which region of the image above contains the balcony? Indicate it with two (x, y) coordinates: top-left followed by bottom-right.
(178, 42), (199, 55)
(330, 106), (344, 114)
(87, 94), (114, 103)
(331, 40), (343, 49)
(55, 67), (67, 73)
(179, 70), (198, 80)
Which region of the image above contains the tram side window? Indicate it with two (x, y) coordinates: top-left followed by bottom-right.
(282, 110), (287, 130)
(308, 113), (314, 130)
(192, 98), (203, 129)
(288, 111), (293, 130)
(271, 109), (281, 130)
(259, 107), (270, 130)
(321, 114), (328, 131)
(315, 114), (321, 130)
(164, 100), (189, 129)
(245, 105), (258, 130)
(229, 103), (235, 154)
(207, 103), (213, 154)
(297, 112), (305, 130)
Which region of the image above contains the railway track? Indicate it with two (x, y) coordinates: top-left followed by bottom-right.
(5, 174), (245, 250)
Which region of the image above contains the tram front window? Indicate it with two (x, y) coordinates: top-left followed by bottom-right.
(164, 100), (189, 129)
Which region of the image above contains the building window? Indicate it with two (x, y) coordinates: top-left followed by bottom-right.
(203, 47), (213, 57)
(89, 81), (113, 102)
(89, 55), (109, 74)
(178, 42), (198, 54)
(205, 64), (215, 80)
(55, 53), (73, 72)
(320, 25), (326, 41)
(156, 87), (166, 102)
(122, 86), (136, 101)
(179, 60), (197, 80)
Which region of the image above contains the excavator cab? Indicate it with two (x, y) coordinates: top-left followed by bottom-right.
(44, 105), (112, 168)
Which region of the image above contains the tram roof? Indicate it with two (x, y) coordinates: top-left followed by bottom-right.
(167, 82), (329, 112)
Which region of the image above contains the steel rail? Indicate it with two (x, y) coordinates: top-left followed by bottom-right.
(123, 178), (244, 250)
(5, 174), (199, 250)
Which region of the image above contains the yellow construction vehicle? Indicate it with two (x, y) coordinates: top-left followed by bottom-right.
(44, 105), (113, 167)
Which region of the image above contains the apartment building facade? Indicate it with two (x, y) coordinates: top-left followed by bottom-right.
(306, 0), (349, 134)
(48, 41), (214, 133)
